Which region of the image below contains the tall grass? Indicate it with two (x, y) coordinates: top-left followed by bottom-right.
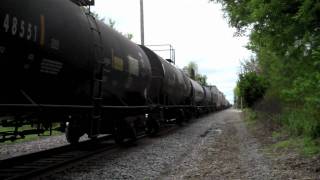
(247, 98), (320, 156)
(281, 108), (320, 138)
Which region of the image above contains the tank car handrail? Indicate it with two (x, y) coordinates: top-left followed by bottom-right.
(0, 104), (94, 112)
(0, 104), (205, 110)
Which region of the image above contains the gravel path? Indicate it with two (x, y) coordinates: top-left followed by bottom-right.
(160, 109), (273, 180)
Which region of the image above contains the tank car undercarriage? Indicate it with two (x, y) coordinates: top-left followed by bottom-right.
(0, 104), (215, 144)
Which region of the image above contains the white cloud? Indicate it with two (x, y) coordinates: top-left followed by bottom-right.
(91, 0), (252, 103)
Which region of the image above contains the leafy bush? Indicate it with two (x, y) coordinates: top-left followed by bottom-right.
(237, 72), (268, 107)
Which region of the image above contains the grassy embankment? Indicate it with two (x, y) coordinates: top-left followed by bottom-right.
(243, 108), (320, 156)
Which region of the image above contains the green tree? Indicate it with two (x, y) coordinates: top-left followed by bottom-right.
(233, 85), (240, 107)
(183, 61), (208, 86)
(239, 57), (260, 75)
(183, 61), (198, 80)
(107, 18), (116, 29)
(213, 0), (320, 137)
(237, 72), (268, 107)
(196, 74), (208, 86)
(125, 33), (134, 40)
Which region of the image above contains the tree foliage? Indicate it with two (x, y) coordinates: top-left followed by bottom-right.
(235, 58), (267, 108)
(213, 0), (320, 137)
(237, 72), (268, 107)
(183, 61), (208, 86)
(239, 57), (260, 75)
(196, 74), (208, 86)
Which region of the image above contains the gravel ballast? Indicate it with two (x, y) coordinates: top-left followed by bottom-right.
(0, 134), (89, 160)
(0, 135), (68, 160)
(48, 109), (273, 179)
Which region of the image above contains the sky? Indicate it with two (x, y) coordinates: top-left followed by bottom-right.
(91, 0), (252, 103)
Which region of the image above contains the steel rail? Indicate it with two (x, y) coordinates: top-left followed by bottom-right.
(0, 135), (116, 180)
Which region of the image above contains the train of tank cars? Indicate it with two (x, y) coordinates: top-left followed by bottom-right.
(0, 0), (230, 144)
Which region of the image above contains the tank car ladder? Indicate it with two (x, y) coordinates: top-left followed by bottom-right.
(86, 11), (105, 138)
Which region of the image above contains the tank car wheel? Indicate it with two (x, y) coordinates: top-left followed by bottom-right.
(114, 123), (137, 144)
(128, 121), (137, 141)
(65, 123), (81, 144)
(113, 127), (125, 144)
(195, 109), (200, 118)
(185, 110), (192, 122)
(176, 109), (185, 126)
(113, 119), (127, 144)
(146, 118), (160, 136)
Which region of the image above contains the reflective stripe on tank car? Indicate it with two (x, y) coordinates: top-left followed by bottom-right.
(112, 56), (124, 71)
(40, 58), (63, 75)
(127, 55), (139, 76)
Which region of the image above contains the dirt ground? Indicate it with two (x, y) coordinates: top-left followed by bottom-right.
(161, 109), (320, 180)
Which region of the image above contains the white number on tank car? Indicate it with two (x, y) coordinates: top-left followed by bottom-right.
(3, 14), (9, 32)
(19, 20), (25, 38)
(12, 17), (18, 35)
(27, 23), (32, 40)
(2, 13), (38, 42)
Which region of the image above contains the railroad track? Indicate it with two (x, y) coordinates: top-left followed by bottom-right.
(0, 135), (120, 180)
(0, 122), (182, 180)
